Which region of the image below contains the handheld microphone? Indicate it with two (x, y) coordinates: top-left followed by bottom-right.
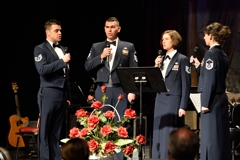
(158, 50), (163, 68)
(193, 46), (198, 57)
(106, 42), (110, 48)
(106, 42), (110, 62)
(129, 101), (134, 108)
(158, 50), (163, 57)
(64, 47), (68, 54)
(64, 47), (70, 69)
(192, 46), (198, 65)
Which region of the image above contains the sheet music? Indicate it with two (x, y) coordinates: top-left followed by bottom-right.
(190, 93), (201, 113)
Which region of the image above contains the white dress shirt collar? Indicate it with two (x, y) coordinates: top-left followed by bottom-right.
(107, 37), (119, 46)
(166, 49), (177, 59)
(46, 39), (59, 48)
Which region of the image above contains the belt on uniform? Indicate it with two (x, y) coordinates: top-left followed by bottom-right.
(98, 83), (121, 88)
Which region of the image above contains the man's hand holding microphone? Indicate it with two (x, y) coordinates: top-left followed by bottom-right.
(101, 47), (112, 60)
(62, 53), (71, 63)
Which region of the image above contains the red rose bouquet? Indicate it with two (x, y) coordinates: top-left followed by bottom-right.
(67, 86), (146, 158)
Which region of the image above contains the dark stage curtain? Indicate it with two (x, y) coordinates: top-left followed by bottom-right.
(143, 0), (189, 66)
(144, 0), (240, 85)
(196, 0), (240, 94)
(196, 0), (240, 64)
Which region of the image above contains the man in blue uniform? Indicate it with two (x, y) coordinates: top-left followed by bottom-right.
(34, 19), (71, 160)
(84, 17), (138, 160)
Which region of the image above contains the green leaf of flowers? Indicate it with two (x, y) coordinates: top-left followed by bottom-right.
(114, 139), (134, 146)
(92, 110), (101, 116)
(111, 134), (120, 141)
(92, 127), (98, 134)
(100, 142), (106, 150)
(101, 93), (108, 103)
(83, 124), (89, 128)
(78, 117), (88, 126)
(112, 126), (118, 132)
(99, 114), (107, 123)
(115, 121), (123, 126)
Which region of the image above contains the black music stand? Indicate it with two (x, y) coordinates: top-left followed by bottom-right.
(116, 67), (167, 160)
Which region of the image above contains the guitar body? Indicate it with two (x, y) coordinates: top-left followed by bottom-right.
(8, 114), (29, 147)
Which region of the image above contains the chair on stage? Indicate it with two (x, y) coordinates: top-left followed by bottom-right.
(229, 104), (240, 160)
(15, 114), (40, 160)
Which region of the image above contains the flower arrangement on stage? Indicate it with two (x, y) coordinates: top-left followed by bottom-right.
(68, 86), (146, 158)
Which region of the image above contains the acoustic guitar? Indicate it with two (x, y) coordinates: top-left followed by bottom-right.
(8, 82), (29, 147)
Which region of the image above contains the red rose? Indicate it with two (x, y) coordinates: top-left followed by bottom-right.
(100, 125), (113, 136)
(80, 128), (89, 138)
(88, 139), (99, 152)
(123, 145), (136, 157)
(91, 101), (103, 109)
(69, 127), (80, 138)
(118, 94), (123, 100)
(75, 108), (88, 117)
(104, 141), (116, 153)
(88, 95), (94, 101)
(101, 86), (107, 93)
(88, 115), (100, 129)
(103, 111), (115, 119)
(124, 108), (136, 119)
(117, 126), (128, 138)
(136, 134), (146, 145)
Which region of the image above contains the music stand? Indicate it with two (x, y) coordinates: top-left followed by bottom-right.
(116, 67), (167, 160)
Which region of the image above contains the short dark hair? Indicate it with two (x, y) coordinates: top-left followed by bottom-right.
(160, 30), (182, 49)
(106, 17), (120, 26)
(44, 19), (61, 31)
(168, 128), (199, 160)
(61, 138), (89, 160)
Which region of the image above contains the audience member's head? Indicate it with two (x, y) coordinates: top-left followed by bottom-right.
(0, 147), (12, 160)
(61, 138), (89, 160)
(168, 127), (199, 160)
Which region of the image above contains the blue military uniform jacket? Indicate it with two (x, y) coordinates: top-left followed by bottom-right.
(84, 39), (138, 84)
(163, 52), (191, 110)
(196, 45), (231, 160)
(196, 45), (228, 107)
(34, 40), (71, 98)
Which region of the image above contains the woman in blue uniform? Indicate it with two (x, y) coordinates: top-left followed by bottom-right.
(152, 30), (191, 159)
(190, 22), (231, 160)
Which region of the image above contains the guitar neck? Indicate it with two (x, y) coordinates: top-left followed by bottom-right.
(14, 93), (21, 120)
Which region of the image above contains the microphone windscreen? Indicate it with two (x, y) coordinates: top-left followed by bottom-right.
(64, 47), (68, 52)
(193, 46), (198, 57)
(106, 42), (110, 48)
(158, 50), (163, 57)
(194, 46), (198, 52)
